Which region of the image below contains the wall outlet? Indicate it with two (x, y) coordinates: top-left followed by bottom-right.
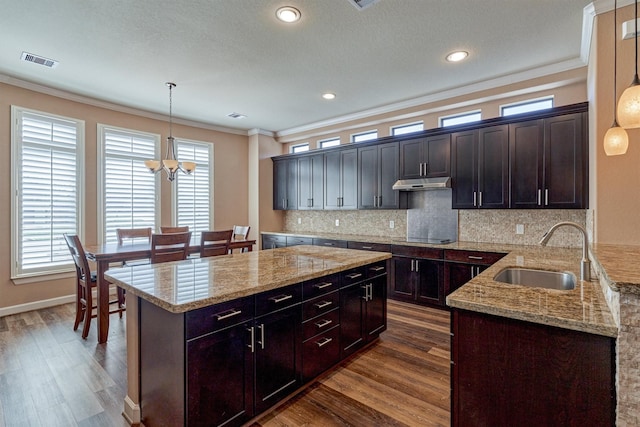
(297, 217), (301, 224)
(389, 220), (395, 229)
(335, 219), (340, 227)
(516, 224), (524, 235)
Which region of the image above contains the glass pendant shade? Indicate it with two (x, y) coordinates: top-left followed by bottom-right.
(617, 77), (640, 128)
(603, 122), (629, 155)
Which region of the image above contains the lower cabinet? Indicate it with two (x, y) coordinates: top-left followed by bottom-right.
(262, 233), (287, 250)
(451, 308), (615, 426)
(444, 249), (506, 295)
(390, 245), (444, 307)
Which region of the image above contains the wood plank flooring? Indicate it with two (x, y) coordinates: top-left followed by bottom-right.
(0, 300), (450, 427)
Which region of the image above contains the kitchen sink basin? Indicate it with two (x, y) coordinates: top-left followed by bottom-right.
(493, 267), (576, 290)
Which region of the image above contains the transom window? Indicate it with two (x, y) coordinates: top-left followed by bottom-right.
(291, 143), (309, 154)
(391, 122), (423, 136)
(439, 111), (482, 127)
(319, 137), (340, 149)
(351, 130), (378, 143)
(501, 97), (554, 117)
(11, 106), (84, 279)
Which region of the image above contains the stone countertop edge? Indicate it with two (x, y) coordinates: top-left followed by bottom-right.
(105, 246), (391, 314)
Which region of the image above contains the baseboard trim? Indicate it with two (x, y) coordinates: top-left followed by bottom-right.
(0, 294), (75, 317)
(123, 395), (142, 425)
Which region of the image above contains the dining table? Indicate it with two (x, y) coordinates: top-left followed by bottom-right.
(84, 238), (256, 343)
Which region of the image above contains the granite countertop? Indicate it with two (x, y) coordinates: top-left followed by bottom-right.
(105, 245), (391, 314)
(264, 230), (622, 337)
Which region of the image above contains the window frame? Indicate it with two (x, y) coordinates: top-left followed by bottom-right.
(11, 106), (85, 282)
(390, 121), (424, 136)
(290, 143), (310, 154)
(318, 137), (341, 149)
(500, 97), (554, 117)
(439, 110), (482, 127)
(350, 130), (378, 143)
(97, 124), (161, 244)
(171, 138), (215, 244)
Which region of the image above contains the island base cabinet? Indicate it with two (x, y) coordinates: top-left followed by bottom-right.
(451, 309), (615, 427)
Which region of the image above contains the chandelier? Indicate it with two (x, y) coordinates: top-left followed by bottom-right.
(145, 82), (196, 181)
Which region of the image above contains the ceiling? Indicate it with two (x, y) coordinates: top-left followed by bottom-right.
(1, 0), (596, 135)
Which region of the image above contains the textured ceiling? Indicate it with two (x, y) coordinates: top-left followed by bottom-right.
(0, 0), (594, 133)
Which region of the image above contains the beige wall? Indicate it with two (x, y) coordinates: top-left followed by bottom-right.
(593, 5), (640, 245)
(0, 83), (249, 310)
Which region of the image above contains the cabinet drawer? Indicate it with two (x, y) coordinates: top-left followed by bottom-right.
(255, 283), (302, 317)
(286, 236), (313, 246)
(302, 307), (340, 340)
(444, 250), (506, 265)
(186, 296), (254, 339)
(303, 290), (340, 321)
(302, 325), (340, 381)
(312, 238), (348, 248)
(392, 245), (444, 260)
(347, 241), (391, 252)
(342, 266), (366, 286)
(303, 273), (341, 299)
(364, 260), (388, 278)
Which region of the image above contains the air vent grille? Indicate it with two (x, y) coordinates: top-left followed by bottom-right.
(347, 0), (381, 10)
(21, 52), (59, 68)
(227, 112), (247, 119)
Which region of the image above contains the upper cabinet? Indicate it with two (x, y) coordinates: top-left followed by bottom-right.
(399, 134), (450, 179)
(451, 125), (509, 209)
(297, 154), (324, 210)
(324, 148), (358, 210)
(358, 142), (407, 209)
(273, 158), (297, 210)
(510, 112), (587, 209)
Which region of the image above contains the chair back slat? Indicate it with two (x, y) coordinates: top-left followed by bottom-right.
(232, 225), (250, 240)
(116, 227), (152, 245)
(63, 233), (92, 282)
(200, 230), (233, 258)
(160, 226), (189, 234)
(151, 232), (192, 264)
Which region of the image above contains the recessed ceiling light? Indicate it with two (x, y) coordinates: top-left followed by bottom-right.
(322, 93), (336, 100)
(446, 51), (469, 62)
(276, 6), (301, 23)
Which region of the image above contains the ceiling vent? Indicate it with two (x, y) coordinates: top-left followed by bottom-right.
(227, 112), (247, 119)
(347, 0), (381, 10)
(21, 52), (59, 68)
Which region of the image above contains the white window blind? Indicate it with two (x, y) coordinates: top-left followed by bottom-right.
(11, 107), (83, 277)
(99, 126), (159, 244)
(175, 140), (213, 244)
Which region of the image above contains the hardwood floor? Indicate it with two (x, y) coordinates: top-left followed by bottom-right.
(0, 300), (450, 427)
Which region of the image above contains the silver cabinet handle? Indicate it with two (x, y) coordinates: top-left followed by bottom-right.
(411, 259), (415, 271)
(537, 189), (542, 206)
(415, 260), (419, 273)
(346, 272), (363, 279)
(314, 300), (332, 309)
(419, 163), (423, 176)
(323, 242), (334, 246)
(315, 337), (333, 348)
(370, 266), (385, 272)
(378, 195), (382, 207)
(424, 162), (428, 175)
(361, 246), (373, 250)
(468, 255), (483, 260)
(257, 323), (265, 350)
(269, 294), (293, 304)
(478, 191), (483, 207)
(314, 282), (333, 289)
(361, 284), (368, 300)
(247, 327), (255, 353)
(315, 319), (333, 329)
(215, 308), (242, 321)
(545, 189), (549, 206)
(473, 191), (477, 207)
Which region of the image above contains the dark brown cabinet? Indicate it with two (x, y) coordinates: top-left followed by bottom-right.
(509, 112), (587, 209)
(444, 250), (506, 295)
(262, 233), (287, 250)
(324, 148), (358, 210)
(312, 237), (348, 248)
(399, 134), (450, 179)
(451, 125), (509, 209)
(297, 154), (324, 210)
(390, 245), (444, 307)
(358, 142), (406, 209)
(451, 308), (615, 427)
(273, 158), (297, 210)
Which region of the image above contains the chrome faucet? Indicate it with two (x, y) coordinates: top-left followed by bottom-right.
(539, 221), (590, 281)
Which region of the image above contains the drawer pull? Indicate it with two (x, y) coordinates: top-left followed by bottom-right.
(346, 272), (363, 280)
(468, 256), (484, 260)
(361, 246), (373, 250)
(215, 309), (242, 321)
(370, 266), (385, 272)
(323, 242), (335, 246)
(313, 282), (333, 289)
(315, 319), (333, 329)
(315, 337), (333, 348)
(314, 300), (332, 309)
(269, 294), (293, 304)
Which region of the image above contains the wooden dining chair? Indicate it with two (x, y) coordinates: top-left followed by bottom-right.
(160, 226), (189, 234)
(150, 231), (192, 264)
(200, 230), (233, 258)
(231, 225), (251, 253)
(63, 233), (124, 339)
(116, 227), (152, 245)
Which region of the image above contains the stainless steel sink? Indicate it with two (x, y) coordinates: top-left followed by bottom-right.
(493, 268), (576, 290)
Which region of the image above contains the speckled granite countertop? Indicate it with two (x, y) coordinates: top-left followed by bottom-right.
(263, 231), (621, 337)
(105, 245), (391, 314)
(592, 243), (640, 296)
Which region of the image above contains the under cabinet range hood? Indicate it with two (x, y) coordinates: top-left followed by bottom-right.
(392, 177), (451, 191)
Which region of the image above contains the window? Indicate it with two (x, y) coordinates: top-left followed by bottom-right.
(290, 143), (309, 154)
(98, 125), (160, 244)
(174, 139), (213, 244)
(391, 122), (423, 136)
(440, 111), (482, 127)
(351, 130), (378, 143)
(319, 137), (340, 149)
(11, 106), (84, 278)
(501, 97), (554, 117)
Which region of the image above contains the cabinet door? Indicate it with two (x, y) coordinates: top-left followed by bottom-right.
(324, 150), (341, 209)
(187, 323), (253, 426)
(478, 125), (509, 209)
(390, 257), (417, 301)
(273, 159), (297, 210)
(378, 142), (400, 209)
(425, 134), (451, 177)
(297, 154), (323, 210)
(444, 262), (474, 295)
(254, 307), (301, 414)
(451, 130), (478, 209)
(544, 113), (586, 208)
(399, 138), (424, 179)
(364, 274), (387, 340)
(358, 145), (378, 209)
(340, 282), (365, 358)
(340, 149), (358, 209)
(261, 234), (287, 250)
(415, 258), (443, 306)
(509, 120), (544, 208)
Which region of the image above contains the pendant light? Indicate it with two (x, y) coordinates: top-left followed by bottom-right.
(617, 0), (640, 129)
(145, 82), (196, 181)
(605, 0), (630, 155)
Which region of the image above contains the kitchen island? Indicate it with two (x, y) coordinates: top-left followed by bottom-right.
(105, 245), (391, 426)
